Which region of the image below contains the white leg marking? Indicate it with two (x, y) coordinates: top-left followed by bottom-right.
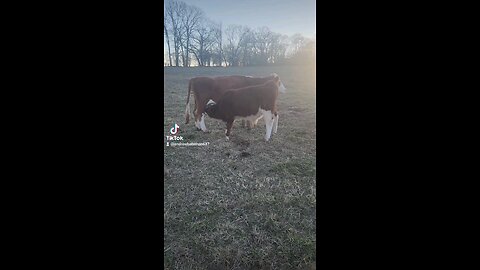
(273, 114), (279, 134)
(254, 115), (263, 126)
(262, 110), (274, 141)
(200, 113), (208, 132)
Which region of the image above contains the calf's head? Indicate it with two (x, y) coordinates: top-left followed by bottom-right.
(205, 99), (218, 118)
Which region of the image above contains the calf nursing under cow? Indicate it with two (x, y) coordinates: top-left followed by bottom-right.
(205, 77), (282, 141)
(185, 74), (286, 132)
(185, 74), (286, 142)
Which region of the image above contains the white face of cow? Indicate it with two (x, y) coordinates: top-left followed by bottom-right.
(271, 73), (287, 93)
(206, 99), (216, 106)
(279, 80), (287, 93)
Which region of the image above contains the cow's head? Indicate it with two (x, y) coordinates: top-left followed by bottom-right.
(271, 73), (287, 93)
(205, 99), (218, 118)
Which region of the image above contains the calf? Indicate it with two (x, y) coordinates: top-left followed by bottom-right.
(204, 77), (281, 142)
(184, 74), (286, 132)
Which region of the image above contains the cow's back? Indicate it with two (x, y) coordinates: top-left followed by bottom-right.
(210, 76), (273, 101)
(214, 75), (272, 89)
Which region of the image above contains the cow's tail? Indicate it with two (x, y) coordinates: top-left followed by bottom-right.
(185, 79), (193, 124)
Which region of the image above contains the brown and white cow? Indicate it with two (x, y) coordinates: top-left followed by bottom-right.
(204, 77), (282, 142)
(184, 74), (286, 132)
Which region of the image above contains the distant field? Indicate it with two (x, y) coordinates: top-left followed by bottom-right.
(164, 65), (316, 269)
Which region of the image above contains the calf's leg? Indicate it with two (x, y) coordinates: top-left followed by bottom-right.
(273, 113), (279, 134)
(254, 115), (263, 127)
(199, 113), (208, 132)
(247, 120), (254, 129)
(225, 120), (234, 141)
(195, 103), (208, 132)
(262, 110), (274, 141)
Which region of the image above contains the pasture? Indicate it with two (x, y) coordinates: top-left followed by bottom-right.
(164, 65), (316, 269)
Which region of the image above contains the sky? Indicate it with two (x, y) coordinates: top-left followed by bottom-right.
(166, 0), (316, 38)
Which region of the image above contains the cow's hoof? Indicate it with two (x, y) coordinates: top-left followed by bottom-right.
(196, 128), (202, 131)
(225, 136), (230, 141)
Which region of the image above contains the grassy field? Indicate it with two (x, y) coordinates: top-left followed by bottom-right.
(164, 65), (316, 270)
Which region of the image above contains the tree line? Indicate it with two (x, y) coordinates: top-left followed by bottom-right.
(164, 0), (315, 67)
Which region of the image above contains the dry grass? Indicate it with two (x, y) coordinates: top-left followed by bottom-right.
(164, 65), (316, 269)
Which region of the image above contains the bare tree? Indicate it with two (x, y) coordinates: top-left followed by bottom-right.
(286, 33), (315, 65)
(258, 27), (273, 64)
(211, 22), (225, 66)
(289, 33), (307, 57)
(164, 17), (172, 66)
(238, 27), (254, 66)
(267, 32), (289, 64)
(223, 25), (251, 67)
(223, 25), (238, 66)
(274, 34), (289, 64)
(191, 18), (216, 66)
(179, 3), (203, 67)
(164, 1), (314, 67)
(165, 0), (186, 66)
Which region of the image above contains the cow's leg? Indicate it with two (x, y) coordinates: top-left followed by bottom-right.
(199, 113), (208, 132)
(254, 115), (263, 127)
(247, 120), (254, 130)
(262, 110), (274, 141)
(273, 113), (279, 134)
(194, 106), (202, 131)
(225, 120), (234, 141)
(196, 103), (208, 132)
(193, 95), (201, 130)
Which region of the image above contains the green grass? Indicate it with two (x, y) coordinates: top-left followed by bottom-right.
(164, 65), (316, 269)
(270, 159), (316, 178)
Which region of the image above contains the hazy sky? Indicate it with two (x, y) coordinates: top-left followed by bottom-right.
(168, 0), (316, 38)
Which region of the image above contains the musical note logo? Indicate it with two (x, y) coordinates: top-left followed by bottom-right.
(170, 123), (179, 135)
